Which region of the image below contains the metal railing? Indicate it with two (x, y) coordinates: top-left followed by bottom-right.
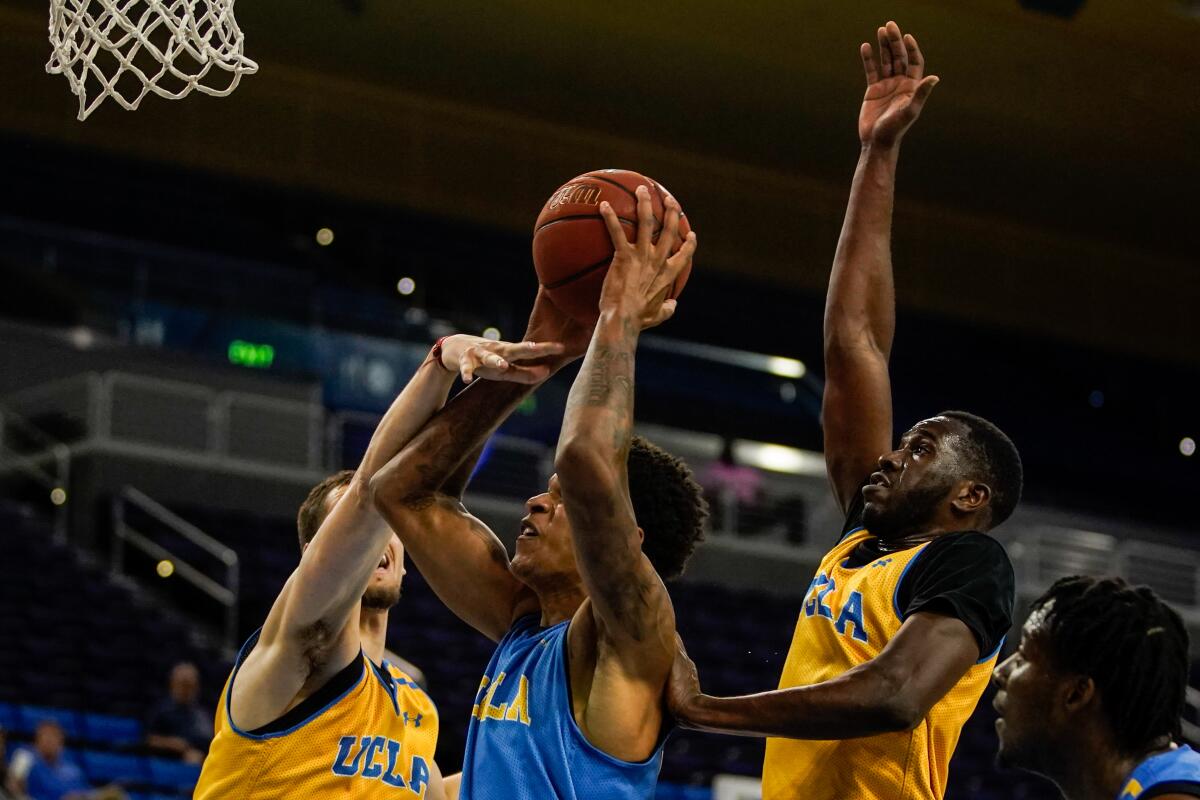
(1010, 524), (1200, 625)
(0, 403), (72, 544)
(3, 371), (324, 474)
(111, 486), (240, 653)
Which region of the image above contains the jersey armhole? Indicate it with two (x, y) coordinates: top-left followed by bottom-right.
(558, 625), (669, 768)
(891, 544), (932, 621)
(225, 629), (365, 740)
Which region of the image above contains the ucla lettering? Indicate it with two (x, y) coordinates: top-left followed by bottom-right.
(472, 671), (532, 725)
(834, 590), (869, 643)
(330, 735), (427, 795)
(803, 572), (871, 643)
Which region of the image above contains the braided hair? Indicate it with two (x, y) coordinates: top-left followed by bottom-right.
(1031, 575), (1190, 755)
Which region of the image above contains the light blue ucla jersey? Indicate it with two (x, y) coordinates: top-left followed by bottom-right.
(459, 614), (666, 800)
(1118, 745), (1200, 799)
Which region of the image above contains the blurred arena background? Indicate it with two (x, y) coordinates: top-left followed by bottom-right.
(1, 1), (1198, 798)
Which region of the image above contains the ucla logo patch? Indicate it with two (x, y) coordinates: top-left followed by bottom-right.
(331, 735), (429, 795)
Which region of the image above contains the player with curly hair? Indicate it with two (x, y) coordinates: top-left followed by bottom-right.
(371, 188), (704, 800)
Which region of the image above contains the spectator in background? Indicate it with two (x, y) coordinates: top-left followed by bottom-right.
(145, 662), (211, 764)
(1, 724), (30, 800)
(700, 438), (764, 534)
(7, 720), (88, 800)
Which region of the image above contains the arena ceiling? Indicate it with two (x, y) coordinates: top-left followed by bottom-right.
(1, 0), (1197, 364)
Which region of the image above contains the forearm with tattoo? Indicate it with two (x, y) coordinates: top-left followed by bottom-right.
(562, 310), (639, 463)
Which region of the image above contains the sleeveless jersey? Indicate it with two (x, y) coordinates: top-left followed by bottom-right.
(1118, 744), (1200, 799)
(194, 630), (439, 799)
(459, 614), (665, 800)
(762, 527), (1002, 800)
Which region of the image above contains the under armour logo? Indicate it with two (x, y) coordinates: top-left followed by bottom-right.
(402, 712), (423, 727)
(870, 558), (894, 569)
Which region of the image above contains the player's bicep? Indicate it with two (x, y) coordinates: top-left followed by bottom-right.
(378, 495), (528, 641)
(870, 611), (980, 721)
(261, 483), (388, 647)
(822, 341), (892, 512)
(564, 484), (676, 664)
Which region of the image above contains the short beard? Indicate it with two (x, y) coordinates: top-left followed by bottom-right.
(863, 477), (953, 540)
(361, 585), (400, 610)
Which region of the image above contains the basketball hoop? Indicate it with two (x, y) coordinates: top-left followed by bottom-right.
(46, 0), (258, 121)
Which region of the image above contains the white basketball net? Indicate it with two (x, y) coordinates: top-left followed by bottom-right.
(46, 0), (258, 121)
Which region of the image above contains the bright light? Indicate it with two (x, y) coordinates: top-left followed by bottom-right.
(1182, 437), (1197, 457)
(49, 488), (67, 506)
(766, 356), (806, 379)
(315, 227), (334, 246)
(397, 277), (416, 296)
(734, 441), (826, 476)
(482, 327), (501, 341)
(156, 560), (175, 578)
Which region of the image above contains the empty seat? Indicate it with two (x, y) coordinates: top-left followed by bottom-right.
(16, 705), (82, 738)
(82, 713), (144, 747)
(147, 757), (202, 792)
(80, 750), (149, 784)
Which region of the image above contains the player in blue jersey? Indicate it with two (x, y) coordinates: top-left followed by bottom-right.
(992, 575), (1197, 800)
(371, 188), (705, 800)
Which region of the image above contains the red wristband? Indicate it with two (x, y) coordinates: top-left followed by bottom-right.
(429, 336), (454, 372)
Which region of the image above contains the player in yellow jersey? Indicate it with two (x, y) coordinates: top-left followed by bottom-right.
(668, 21), (1024, 800)
(194, 332), (563, 800)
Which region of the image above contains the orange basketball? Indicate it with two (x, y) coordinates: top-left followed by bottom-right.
(532, 169), (693, 325)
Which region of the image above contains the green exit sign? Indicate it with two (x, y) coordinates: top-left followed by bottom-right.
(228, 339), (275, 369)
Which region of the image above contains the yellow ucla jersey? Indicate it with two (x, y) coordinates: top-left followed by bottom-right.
(195, 632), (439, 799)
(762, 527), (1001, 800)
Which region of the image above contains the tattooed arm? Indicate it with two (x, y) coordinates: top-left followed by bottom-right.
(555, 186), (696, 757)
(371, 293), (589, 642)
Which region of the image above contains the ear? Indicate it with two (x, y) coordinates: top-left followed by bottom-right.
(1062, 674), (1096, 715)
(636, 526), (645, 545)
(301, 541), (310, 555)
(950, 480), (991, 516)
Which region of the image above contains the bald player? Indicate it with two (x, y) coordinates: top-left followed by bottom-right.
(194, 333), (562, 800)
(668, 22), (1022, 800)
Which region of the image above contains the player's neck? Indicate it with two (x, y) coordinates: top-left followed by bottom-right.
(534, 583), (587, 628)
(1053, 735), (1142, 800)
(359, 606), (390, 664)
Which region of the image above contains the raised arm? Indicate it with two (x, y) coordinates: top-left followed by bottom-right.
(232, 335), (553, 729)
(823, 21), (939, 511)
(371, 294), (588, 642)
(555, 188), (695, 668)
(669, 611), (979, 739)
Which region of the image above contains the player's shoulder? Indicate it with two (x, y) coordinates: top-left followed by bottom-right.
(923, 530), (1010, 562)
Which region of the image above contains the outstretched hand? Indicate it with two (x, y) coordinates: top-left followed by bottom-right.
(440, 335), (565, 384)
(598, 185), (697, 330)
(859, 21), (939, 148)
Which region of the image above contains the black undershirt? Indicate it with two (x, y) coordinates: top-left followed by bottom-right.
(837, 483), (1015, 658)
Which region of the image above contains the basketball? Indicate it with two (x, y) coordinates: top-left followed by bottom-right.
(532, 169), (694, 324)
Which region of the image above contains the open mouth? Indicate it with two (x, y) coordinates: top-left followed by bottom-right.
(376, 552), (390, 571)
(869, 471), (891, 488)
(518, 522), (539, 539)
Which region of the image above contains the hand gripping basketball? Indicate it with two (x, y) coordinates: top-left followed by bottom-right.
(597, 186), (697, 330)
